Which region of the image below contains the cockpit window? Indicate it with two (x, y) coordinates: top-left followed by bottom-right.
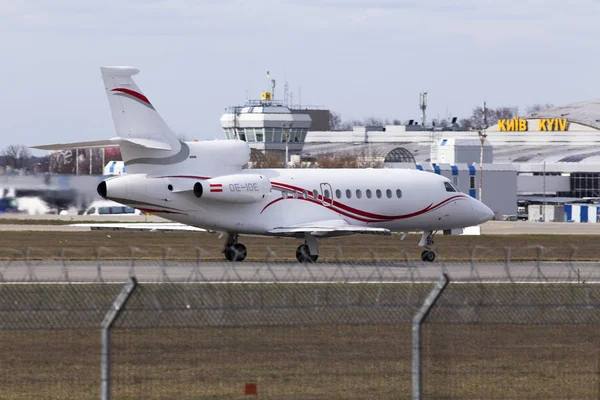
(444, 182), (457, 192)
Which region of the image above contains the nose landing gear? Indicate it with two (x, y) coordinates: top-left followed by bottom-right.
(418, 230), (437, 262)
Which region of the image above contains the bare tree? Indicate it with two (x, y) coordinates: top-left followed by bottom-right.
(495, 106), (518, 121)
(431, 118), (450, 128)
(363, 117), (389, 126)
(525, 103), (554, 115)
(1, 144), (32, 170)
(329, 112), (342, 130)
(460, 105), (518, 130)
(339, 121), (354, 131)
(314, 152), (383, 168)
(248, 150), (286, 169)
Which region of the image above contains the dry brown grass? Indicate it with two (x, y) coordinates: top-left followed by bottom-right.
(1, 323), (598, 399)
(0, 231), (598, 261)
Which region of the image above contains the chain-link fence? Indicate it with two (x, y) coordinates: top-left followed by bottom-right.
(0, 244), (596, 283)
(422, 282), (600, 399)
(0, 251), (599, 398)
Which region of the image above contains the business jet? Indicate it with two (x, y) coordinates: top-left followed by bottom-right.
(34, 67), (493, 263)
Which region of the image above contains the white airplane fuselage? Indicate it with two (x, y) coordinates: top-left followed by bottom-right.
(101, 165), (492, 235)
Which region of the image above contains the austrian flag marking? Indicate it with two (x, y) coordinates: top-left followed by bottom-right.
(210, 183), (222, 193)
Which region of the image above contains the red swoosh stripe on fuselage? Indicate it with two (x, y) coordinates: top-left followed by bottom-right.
(269, 181), (468, 222)
(262, 193), (466, 223)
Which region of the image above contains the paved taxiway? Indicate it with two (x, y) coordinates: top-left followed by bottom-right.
(0, 217), (598, 234)
(0, 261), (597, 283)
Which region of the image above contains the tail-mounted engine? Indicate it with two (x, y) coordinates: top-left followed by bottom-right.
(193, 174), (271, 203)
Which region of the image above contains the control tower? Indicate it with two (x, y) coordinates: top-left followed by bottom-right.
(220, 90), (312, 157)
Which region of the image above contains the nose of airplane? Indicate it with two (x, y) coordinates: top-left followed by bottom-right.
(473, 200), (494, 224)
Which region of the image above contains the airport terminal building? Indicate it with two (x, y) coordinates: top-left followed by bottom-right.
(221, 97), (600, 220)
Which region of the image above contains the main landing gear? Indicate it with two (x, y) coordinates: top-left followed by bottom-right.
(296, 233), (319, 263)
(222, 233), (247, 262)
(221, 232), (320, 263)
(419, 230), (436, 262)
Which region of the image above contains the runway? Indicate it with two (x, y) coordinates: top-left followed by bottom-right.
(0, 261), (597, 283)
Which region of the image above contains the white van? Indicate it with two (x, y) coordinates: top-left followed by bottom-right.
(84, 200), (142, 216)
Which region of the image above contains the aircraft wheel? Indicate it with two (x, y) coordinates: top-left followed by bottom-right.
(421, 250), (436, 262)
(224, 243), (247, 262)
(296, 244), (318, 263)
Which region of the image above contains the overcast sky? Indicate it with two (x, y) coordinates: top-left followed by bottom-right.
(2, 0), (600, 152)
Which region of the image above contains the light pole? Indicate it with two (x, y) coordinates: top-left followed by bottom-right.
(478, 131), (487, 203)
(283, 128), (290, 168)
(537, 153), (546, 221)
(542, 160), (546, 221)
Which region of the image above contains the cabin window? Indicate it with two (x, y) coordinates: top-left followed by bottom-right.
(302, 190), (308, 199)
(324, 189), (331, 199)
(366, 189), (372, 199)
(313, 189), (319, 199)
(293, 191), (298, 199)
(335, 189), (342, 199)
(444, 182), (457, 192)
(396, 189), (402, 198)
(356, 189), (362, 199)
(376, 189), (382, 199)
(346, 189), (352, 199)
(386, 189), (392, 198)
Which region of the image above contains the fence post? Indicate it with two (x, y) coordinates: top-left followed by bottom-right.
(412, 273), (449, 400)
(101, 277), (138, 400)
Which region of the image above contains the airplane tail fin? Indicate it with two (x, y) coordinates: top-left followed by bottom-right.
(100, 66), (179, 152)
(34, 67), (187, 175)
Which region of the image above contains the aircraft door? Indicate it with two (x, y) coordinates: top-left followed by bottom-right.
(319, 183), (333, 207)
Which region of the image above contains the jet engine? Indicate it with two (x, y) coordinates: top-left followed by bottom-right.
(193, 174), (271, 203)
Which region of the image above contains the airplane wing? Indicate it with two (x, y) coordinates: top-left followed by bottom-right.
(70, 223), (207, 232)
(268, 219), (391, 237)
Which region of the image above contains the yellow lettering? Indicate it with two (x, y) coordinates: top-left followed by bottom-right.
(558, 118), (567, 131)
(547, 119), (555, 131)
(506, 119), (515, 131)
(498, 119), (506, 131)
(538, 119), (547, 131)
(519, 119), (527, 131)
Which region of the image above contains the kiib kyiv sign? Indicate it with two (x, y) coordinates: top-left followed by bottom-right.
(497, 117), (568, 132)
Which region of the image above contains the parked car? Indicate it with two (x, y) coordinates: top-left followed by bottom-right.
(84, 200), (142, 216)
(0, 198), (19, 213)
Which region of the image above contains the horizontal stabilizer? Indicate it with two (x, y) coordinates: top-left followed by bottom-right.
(32, 139), (120, 151)
(32, 137), (171, 151)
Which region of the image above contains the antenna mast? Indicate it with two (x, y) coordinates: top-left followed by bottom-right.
(271, 79), (276, 101)
(482, 101), (487, 129)
(419, 91), (428, 128)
